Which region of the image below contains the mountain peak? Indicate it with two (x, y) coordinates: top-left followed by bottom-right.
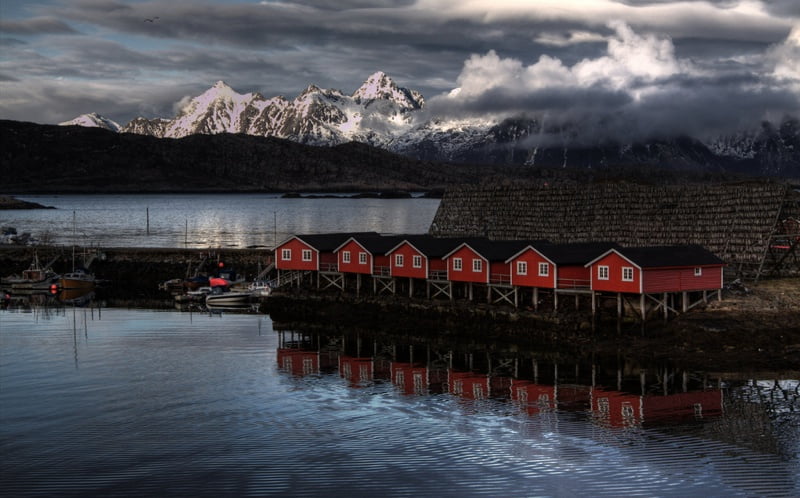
(59, 113), (121, 132)
(352, 72), (424, 110)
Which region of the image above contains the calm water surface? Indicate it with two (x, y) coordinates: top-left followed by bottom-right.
(1, 306), (797, 497)
(3, 194), (439, 248)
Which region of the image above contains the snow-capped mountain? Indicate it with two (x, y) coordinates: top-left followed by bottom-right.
(114, 72), (423, 147)
(59, 112), (121, 132)
(58, 72), (800, 177)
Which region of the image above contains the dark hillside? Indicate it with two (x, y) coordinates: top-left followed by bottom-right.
(0, 120), (516, 193)
(0, 120), (762, 193)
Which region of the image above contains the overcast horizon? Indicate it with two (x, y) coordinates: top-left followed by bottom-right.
(1, 0), (799, 141)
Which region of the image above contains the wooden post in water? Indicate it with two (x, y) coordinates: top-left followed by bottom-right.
(146, 207), (150, 236)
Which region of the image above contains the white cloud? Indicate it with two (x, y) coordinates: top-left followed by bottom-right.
(448, 21), (690, 101)
(770, 24), (800, 83)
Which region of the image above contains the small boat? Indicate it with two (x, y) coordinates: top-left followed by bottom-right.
(2, 252), (60, 293)
(205, 285), (253, 306)
(60, 268), (96, 290)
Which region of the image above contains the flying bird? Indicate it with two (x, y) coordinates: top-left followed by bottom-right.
(143, 16), (159, 22)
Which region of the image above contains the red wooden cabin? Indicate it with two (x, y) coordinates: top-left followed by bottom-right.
(276, 232), (377, 272)
(506, 242), (618, 289)
(444, 239), (531, 285)
(334, 234), (403, 277)
(386, 236), (463, 280)
(586, 245), (725, 294)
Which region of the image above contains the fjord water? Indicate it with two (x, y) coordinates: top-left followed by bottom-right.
(4, 194), (440, 248)
(1, 307), (798, 497)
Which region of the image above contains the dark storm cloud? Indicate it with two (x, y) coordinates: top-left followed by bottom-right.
(0, 16), (77, 35)
(0, 0), (798, 137)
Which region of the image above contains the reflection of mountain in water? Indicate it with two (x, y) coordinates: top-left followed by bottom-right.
(276, 329), (799, 460)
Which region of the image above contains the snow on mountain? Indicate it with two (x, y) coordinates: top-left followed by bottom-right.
(116, 72), (424, 146)
(352, 71), (424, 111)
(65, 72), (798, 177)
(59, 113), (121, 132)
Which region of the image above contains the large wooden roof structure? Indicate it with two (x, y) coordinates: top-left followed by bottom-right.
(428, 182), (800, 279)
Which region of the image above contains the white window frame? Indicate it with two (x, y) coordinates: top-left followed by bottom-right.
(395, 254), (404, 267)
(453, 258), (463, 271)
(694, 267), (702, 277)
(412, 255), (422, 268)
(598, 265), (609, 280)
(472, 259), (482, 272)
(302, 249), (312, 262)
(538, 262), (549, 277)
(281, 248), (291, 260)
(622, 267), (634, 282)
(517, 261), (527, 275)
(359, 252), (367, 264)
(342, 251), (351, 263)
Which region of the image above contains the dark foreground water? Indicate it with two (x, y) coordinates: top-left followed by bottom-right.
(1, 305), (798, 497)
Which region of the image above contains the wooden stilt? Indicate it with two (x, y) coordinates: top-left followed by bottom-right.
(533, 287), (539, 311)
(682, 291), (688, 312)
(640, 294), (646, 322)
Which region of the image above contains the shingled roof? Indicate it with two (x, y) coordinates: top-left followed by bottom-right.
(428, 182), (800, 278)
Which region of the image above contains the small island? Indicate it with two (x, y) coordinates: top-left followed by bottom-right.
(0, 196), (53, 210)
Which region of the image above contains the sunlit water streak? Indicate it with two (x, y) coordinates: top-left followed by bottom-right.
(1, 308), (797, 497)
(4, 194), (440, 248)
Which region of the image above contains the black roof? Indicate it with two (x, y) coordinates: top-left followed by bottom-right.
(614, 245), (726, 268)
(536, 242), (620, 265)
(295, 232), (379, 252)
(401, 235), (475, 258)
(458, 239), (546, 262)
(346, 233), (406, 254)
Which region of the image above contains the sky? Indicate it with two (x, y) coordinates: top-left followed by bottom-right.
(1, 0), (799, 140)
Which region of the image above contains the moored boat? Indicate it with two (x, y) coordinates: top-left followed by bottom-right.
(205, 285), (253, 306)
(2, 252), (60, 293)
(60, 268), (96, 290)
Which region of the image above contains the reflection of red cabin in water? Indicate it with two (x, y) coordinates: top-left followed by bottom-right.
(448, 370), (490, 399)
(390, 362), (429, 395)
(510, 380), (592, 415)
(591, 388), (723, 427)
(339, 356), (374, 385)
(276, 349), (319, 376)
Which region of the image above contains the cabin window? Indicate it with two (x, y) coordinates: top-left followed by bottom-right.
(395, 254), (404, 267)
(694, 267), (702, 276)
(622, 267), (634, 281)
(453, 258), (463, 271)
(517, 261), (527, 275)
(412, 255), (422, 268)
(302, 249), (312, 262)
(472, 259), (482, 272)
(281, 248), (291, 260)
(342, 251), (351, 263)
(598, 265), (609, 280)
(359, 252), (367, 264)
(538, 262), (549, 277)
